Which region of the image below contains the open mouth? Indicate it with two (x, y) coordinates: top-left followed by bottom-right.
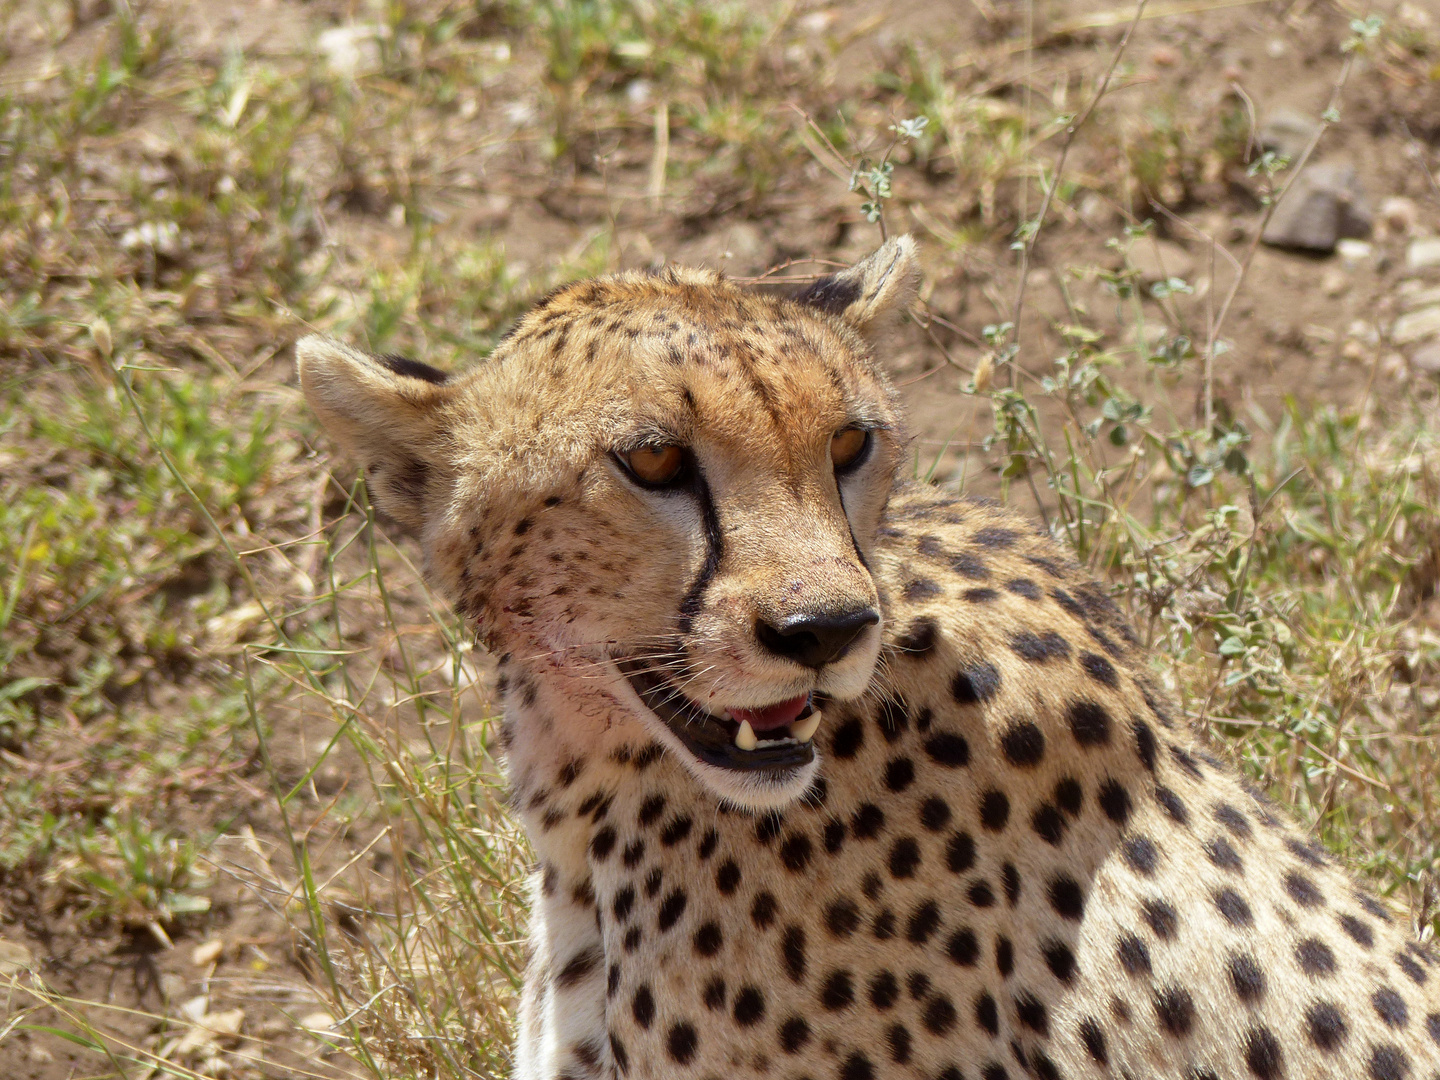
(616, 659), (822, 774)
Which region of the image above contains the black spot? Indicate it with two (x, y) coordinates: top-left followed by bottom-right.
(659, 814), (692, 846)
(824, 820), (846, 853)
(1214, 887), (1253, 927)
(896, 616), (939, 654)
(1428, 1011), (1440, 1046)
(1154, 985), (1195, 1037)
(1358, 893), (1394, 923)
(885, 757), (916, 792)
(1141, 898), (1178, 940)
(974, 526), (1019, 548)
(1098, 779), (1132, 825)
(779, 832), (813, 872)
(1338, 913), (1375, 947)
(637, 793), (667, 826)
(951, 552), (990, 579)
(1228, 952), (1266, 1003)
(947, 928), (979, 966)
(869, 970), (899, 1009)
(589, 827), (617, 860)
(1205, 836), (1243, 872)
(852, 803), (885, 839)
(861, 872), (884, 901)
(754, 811), (783, 845)
(607, 964), (620, 997)
(1285, 835), (1329, 868)
(826, 899), (861, 938)
(908, 969), (931, 999)
(557, 946), (601, 988)
(1015, 991), (1048, 1035)
(781, 926), (807, 981)
(609, 1032), (628, 1075)
(693, 921), (723, 957)
(715, 859), (741, 894)
(378, 352), (450, 384)
(1000, 720), (1046, 767)
(1080, 651), (1118, 687)
(702, 977), (726, 1010)
(975, 992), (1000, 1035)
(886, 1023), (912, 1063)
(795, 272), (862, 314)
(924, 731), (971, 767)
(1284, 871), (1324, 909)
(964, 587), (1000, 603)
(831, 717), (865, 758)
(907, 901), (942, 944)
(666, 1022), (697, 1065)
(871, 908), (895, 940)
(1243, 1025), (1283, 1080)
(821, 969), (855, 1010)
(1042, 939), (1076, 983)
(1068, 700), (1112, 747)
(1002, 863), (1021, 906)
(903, 578), (942, 602)
(1121, 836), (1159, 875)
(750, 891), (777, 929)
(1305, 1001), (1348, 1051)
(1078, 1017), (1108, 1064)
(1396, 952), (1426, 985)
(952, 662), (1002, 704)
(1154, 785), (1189, 825)
(1133, 719), (1158, 772)
(995, 936), (1013, 975)
(778, 1016), (810, 1053)
(622, 840), (646, 868)
(1031, 804), (1067, 846)
(876, 697), (909, 742)
(1048, 875), (1085, 919)
(1054, 776), (1083, 815)
(1004, 578), (1041, 599)
(968, 880), (996, 907)
(920, 796), (952, 831)
(889, 837), (921, 878)
(1009, 630), (1071, 663)
(980, 790), (1011, 831)
(612, 886), (636, 922)
(839, 1051), (875, 1080)
(732, 986), (765, 1027)
(1168, 743), (1203, 778)
(1368, 1044), (1411, 1080)
(631, 985), (655, 1028)
(656, 888), (687, 931)
(923, 994), (958, 1034)
(1372, 987), (1408, 1028)
(946, 831), (976, 873)
(1117, 933), (1151, 976)
(1296, 937), (1336, 976)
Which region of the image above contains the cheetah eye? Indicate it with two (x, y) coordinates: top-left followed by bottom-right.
(619, 444), (687, 487)
(831, 427), (871, 473)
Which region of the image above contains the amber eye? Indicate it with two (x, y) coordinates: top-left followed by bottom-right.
(831, 427), (870, 472)
(621, 445), (686, 486)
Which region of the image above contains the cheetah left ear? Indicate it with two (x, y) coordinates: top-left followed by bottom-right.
(794, 235), (921, 337)
(297, 335), (457, 535)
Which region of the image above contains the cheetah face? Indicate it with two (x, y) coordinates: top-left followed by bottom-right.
(298, 238), (921, 810)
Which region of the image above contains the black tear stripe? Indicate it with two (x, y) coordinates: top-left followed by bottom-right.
(676, 462), (725, 636)
(377, 352), (449, 385)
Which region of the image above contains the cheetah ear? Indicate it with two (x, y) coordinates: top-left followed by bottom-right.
(794, 234), (921, 337)
(296, 335), (456, 534)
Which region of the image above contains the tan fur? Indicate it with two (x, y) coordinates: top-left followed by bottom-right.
(300, 236), (1439, 1080)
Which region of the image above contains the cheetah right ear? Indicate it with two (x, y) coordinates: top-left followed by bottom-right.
(296, 335), (456, 534)
(794, 234), (921, 337)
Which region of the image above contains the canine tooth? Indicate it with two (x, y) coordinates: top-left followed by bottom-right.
(791, 710), (822, 743)
(735, 719), (758, 751)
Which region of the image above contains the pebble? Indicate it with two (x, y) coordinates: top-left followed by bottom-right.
(1379, 196), (1419, 237)
(1392, 305), (1440, 345)
(191, 938), (225, 968)
(1258, 106), (1318, 162)
(1261, 163), (1372, 253)
(1321, 269), (1349, 297)
(1406, 236), (1440, 271)
(1336, 238), (1373, 265)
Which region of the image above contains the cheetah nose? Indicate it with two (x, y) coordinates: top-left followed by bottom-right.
(755, 607), (879, 669)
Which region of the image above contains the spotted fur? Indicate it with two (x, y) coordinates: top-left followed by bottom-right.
(299, 238), (1440, 1080)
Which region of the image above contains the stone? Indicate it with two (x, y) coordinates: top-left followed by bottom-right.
(1321, 268), (1349, 297)
(1336, 238), (1373, 265)
(1410, 341), (1440, 375)
(1392, 305), (1440, 345)
(1258, 106), (1318, 162)
(1126, 238), (1194, 285)
(1261, 163), (1372, 253)
(1379, 196), (1419, 237)
(1406, 236), (1440, 271)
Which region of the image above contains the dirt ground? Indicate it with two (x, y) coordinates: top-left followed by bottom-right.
(2, 0), (1439, 1077)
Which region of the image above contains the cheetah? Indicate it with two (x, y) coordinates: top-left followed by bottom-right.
(298, 236), (1440, 1080)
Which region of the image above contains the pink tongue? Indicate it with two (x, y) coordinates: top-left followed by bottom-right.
(729, 693), (810, 733)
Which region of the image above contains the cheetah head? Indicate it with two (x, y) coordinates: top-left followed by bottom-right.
(298, 238), (920, 809)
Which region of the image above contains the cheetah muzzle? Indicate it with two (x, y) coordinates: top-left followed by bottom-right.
(298, 237), (1440, 1080)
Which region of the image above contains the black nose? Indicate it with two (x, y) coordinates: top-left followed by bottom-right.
(756, 607), (880, 669)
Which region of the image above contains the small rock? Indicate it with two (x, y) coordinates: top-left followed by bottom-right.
(1261, 163), (1372, 253)
(1392, 305), (1440, 345)
(1409, 342), (1440, 375)
(1126, 238), (1194, 285)
(1321, 269), (1349, 297)
(1151, 45), (1179, 67)
(1398, 284), (1440, 311)
(300, 1010), (338, 1031)
(1379, 196), (1419, 237)
(191, 939), (225, 968)
(1258, 106), (1317, 162)
(1406, 236), (1440, 271)
(1336, 238), (1373, 265)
